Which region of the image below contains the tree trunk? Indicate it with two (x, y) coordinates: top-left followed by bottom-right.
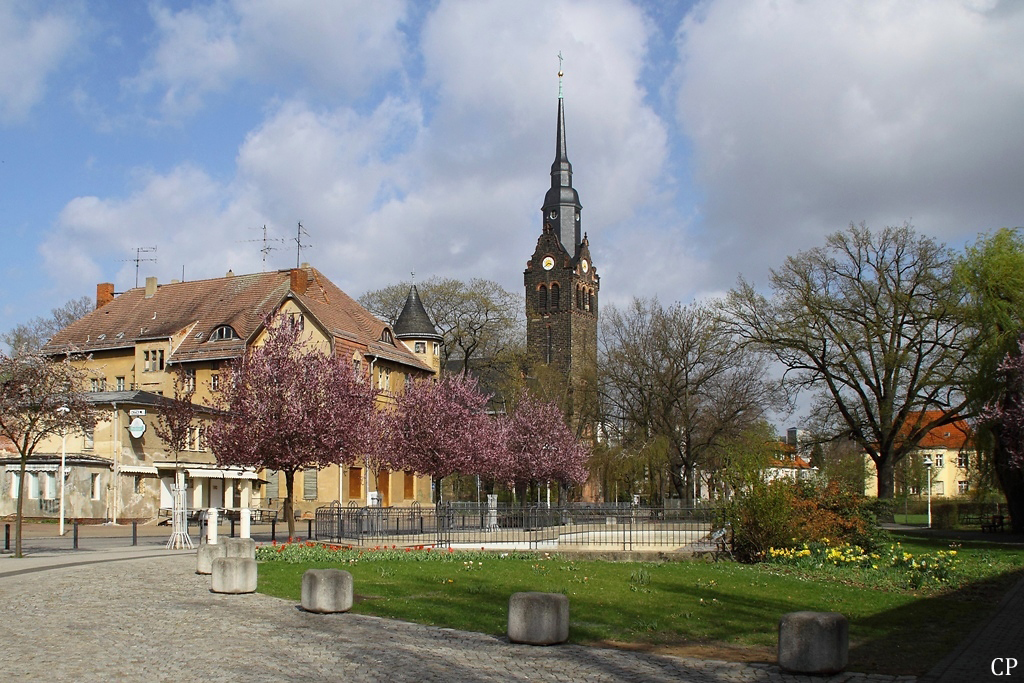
(994, 444), (1024, 533)
(15, 456), (27, 558)
(875, 456), (896, 499)
(433, 475), (443, 504)
(284, 469), (296, 538)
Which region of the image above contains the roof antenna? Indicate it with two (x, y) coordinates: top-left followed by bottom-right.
(294, 222), (312, 267)
(240, 225), (284, 271)
(120, 246), (157, 287)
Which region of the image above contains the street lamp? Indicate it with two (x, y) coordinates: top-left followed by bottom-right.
(922, 455), (933, 529)
(56, 405), (69, 536)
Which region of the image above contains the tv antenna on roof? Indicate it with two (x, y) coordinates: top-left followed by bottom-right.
(120, 246), (157, 287)
(241, 225), (285, 271)
(294, 222), (312, 267)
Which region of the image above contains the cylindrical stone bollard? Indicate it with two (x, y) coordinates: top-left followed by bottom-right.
(240, 508), (251, 539)
(207, 507), (218, 545)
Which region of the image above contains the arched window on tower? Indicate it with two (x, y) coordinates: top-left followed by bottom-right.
(550, 283), (560, 311)
(576, 285), (582, 309)
(538, 285), (548, 313)
(590, 289), (597, 316)
(584, 288), (591, 312)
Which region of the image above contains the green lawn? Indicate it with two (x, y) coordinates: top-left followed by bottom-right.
(892, 513), (929, 525)
(256, 535), (1024, 675)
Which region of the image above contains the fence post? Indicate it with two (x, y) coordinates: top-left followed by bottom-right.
(4, 523), (9, 551)
(132, 521), (138, 546)
(73, 522), (79, 550)
(307, 518), (313, 540)
(230, 518), (236, 538)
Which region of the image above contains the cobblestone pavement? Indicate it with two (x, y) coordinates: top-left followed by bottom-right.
(0, 553), (921, 683)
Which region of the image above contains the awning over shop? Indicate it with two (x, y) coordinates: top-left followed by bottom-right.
(222, 470), (258, 480)
(120, 465), (159, 474)
(186, 468), (223, 479)
(4, 464), (57, 472)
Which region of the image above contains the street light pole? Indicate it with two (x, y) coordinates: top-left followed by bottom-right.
(57, 406), (69, 536)
(923, 456), (933, 529)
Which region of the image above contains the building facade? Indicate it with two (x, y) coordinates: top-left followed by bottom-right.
(1, 267), (439, 521)
(864, 413), (973, 498)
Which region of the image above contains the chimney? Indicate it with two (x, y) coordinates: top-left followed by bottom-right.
(96, 283), (115, 309)
(145, 276), (158, 299)
(290, 268), (308, 296)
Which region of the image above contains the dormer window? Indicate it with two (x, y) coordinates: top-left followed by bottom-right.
(210, 325), (239, 341)
(381, 329), (394, 344)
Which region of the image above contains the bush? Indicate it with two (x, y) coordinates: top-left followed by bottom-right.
(728, 479), (888, 563)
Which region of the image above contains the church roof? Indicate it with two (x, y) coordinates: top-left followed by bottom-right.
(393, 285), (442, 341)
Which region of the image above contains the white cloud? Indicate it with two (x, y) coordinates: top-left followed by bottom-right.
(0, 3), (79, 124)
(130, 0), (408, 119)
(675, 0), (1024, 288)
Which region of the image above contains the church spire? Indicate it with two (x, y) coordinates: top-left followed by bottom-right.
(542, 54), (582, 257)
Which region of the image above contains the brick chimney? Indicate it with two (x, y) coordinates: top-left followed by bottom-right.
(290, 268), (308, 296)
(96, 283), (115, 309)
(145, 276), (158, 298)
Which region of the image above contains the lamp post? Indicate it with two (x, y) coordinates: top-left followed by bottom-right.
(923, 455), (933, 529)
(56, 406), (69, 536)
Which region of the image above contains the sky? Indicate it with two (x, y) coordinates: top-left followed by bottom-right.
(3, 0), (1023, 337)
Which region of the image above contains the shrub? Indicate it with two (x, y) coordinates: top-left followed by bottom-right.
(729, 479), (888, 563)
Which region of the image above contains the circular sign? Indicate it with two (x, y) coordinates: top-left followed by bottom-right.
(128, 417), (146, 439)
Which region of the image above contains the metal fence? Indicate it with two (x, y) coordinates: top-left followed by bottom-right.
(314, 501), (723, 551)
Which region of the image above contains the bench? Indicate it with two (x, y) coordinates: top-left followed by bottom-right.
(689, 527), (733, 562)
(982, 515), (1006, 533)
(958, 512), (984, 527)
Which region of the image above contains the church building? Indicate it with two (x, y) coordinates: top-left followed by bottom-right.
(524, 78), (600, 398)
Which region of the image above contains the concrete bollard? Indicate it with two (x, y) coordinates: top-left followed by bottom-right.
(301, 569), (354, 614)
(196, 542), (227, 575)
(507, 592), (569, 645)
(223, 537), (256, 559)
(778, 611), (849, 674)
(206, 507), (218, 545)
(240, 508), (251, 539)
(211, 557), (257, 594)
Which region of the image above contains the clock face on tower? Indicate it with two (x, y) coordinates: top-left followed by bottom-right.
(580, 258), (589, 273)
(542, 256), (555, 270)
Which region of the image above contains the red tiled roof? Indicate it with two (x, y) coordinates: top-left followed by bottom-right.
(43, 267), (431, 373)
(901, 410), (971, 450)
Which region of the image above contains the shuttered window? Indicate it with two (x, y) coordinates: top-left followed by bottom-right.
(303, 468), (318, 500)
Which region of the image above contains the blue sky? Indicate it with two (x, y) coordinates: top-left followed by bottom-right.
(3, 0), (1023, 337)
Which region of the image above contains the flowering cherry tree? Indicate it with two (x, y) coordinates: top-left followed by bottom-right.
(207, 317), (380, 536)
(497, 390), (590, 503)
(392, 374), (498, 502)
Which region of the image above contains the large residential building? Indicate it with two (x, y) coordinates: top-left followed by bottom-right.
(864, 412), (973, 498)
(1, 266), (441, 522)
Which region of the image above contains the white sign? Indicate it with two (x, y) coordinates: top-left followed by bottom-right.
(129, 409), (146, 416)
(128, 417), (146, 439)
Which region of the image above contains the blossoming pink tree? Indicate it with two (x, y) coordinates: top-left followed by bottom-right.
(984, 337), (1024, 531)
(207, 317), (380, 536)
(392, 374), (499, 503)
(497, 390), (590, 504)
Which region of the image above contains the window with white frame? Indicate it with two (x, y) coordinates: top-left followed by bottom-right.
(91, 473), (101, 500)
(27, 472), (39, 499)
(84, 428), (94, 450)
(42, 471), (56, 500)
(10, 471), (19, 499)
(957, 452), (969, 469)
(432, 342), (440, 356)
(116, 376), (125, 391)
(933, 453), (944, 468)
(184, 368), (196, 391)
(958, 481), (969, 494)
(414, 341), (426, 353)
(211, 373), (219, 391)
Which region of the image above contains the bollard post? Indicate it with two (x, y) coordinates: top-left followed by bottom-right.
(207, 508), (218, 545)
(132, 521), (138, 546)
(230, 518), (236, 538)
(73, 522), (79, 550)
(271, 519), (277, 542)
(240, 508), (251, 539)
(307, 518), (313, 540)
(4, 523), (9, 551)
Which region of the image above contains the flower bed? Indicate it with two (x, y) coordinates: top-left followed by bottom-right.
(766, 539), (960, 587)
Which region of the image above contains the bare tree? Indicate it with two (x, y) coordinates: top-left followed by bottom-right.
(0, 351), (97, 557)
(360, 278), (524, 374)
(601, 297), (782, 505)
(2, 296), (92, 353)
(724, 223), (975, 498)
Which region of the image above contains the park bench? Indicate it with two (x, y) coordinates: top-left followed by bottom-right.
(982, 515), (1006, 532)
(688, 526), (733, 562)
(958, 512), (984, 527)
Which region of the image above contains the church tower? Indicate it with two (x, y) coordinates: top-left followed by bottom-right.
(524, 71), (599, 389)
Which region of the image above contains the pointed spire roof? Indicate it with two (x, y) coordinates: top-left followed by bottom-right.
(393, 285), (442, 341)
(542, 62), (582, 257)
